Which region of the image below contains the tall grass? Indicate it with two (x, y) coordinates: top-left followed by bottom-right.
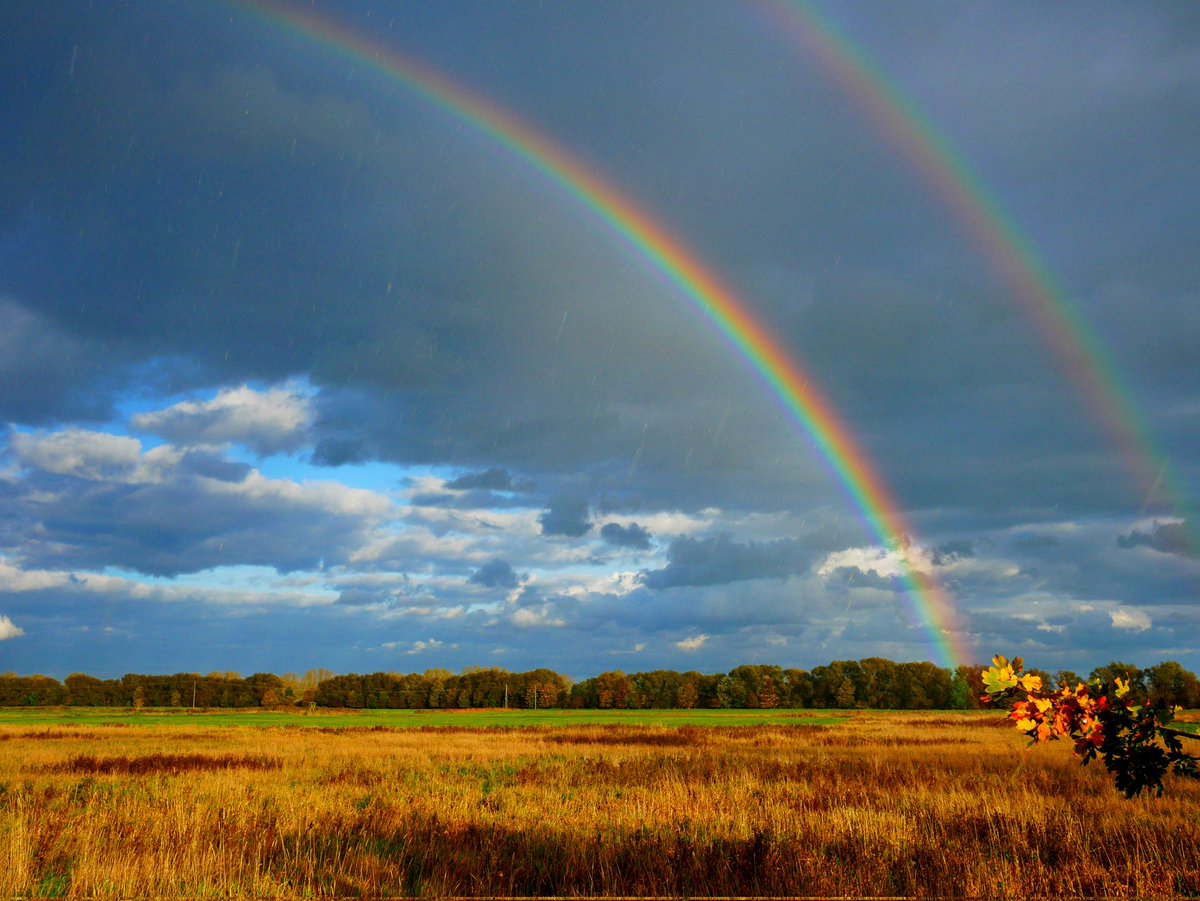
(1, 713), (1196, 898)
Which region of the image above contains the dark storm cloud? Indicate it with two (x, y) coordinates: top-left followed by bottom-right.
(411, 465), (537, 510)
(932, 540), (975, 566)
(600, 522), (653, 550)
(970, 519), (1200, 611)
(0, 299), (113, 423)
(446, 468), (534, 493)
(1015, 533), (1061, 551)
(640, 533), (808, 590)
(538, 496), (592, 538)
(335, 588), (388, 607)
(469, 559), (520, 590)
(963, 604), (1179, 669)
(822, 567), (896, 592)
(173, 451), (252, 484)
(1117, 520), (1198, 560)
(409, 489), (534, 511)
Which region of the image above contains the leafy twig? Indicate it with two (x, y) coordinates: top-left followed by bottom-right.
(982, 655), (1200, 798)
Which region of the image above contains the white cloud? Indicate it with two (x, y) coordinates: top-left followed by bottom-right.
(0, 560), (74, 592)
(132, 383), (312, 454)
(12, 429), (141, 480)
(0, 557), (334, 608)
(1109, 608), (1151, 632)
(610, 508), (720, 537)
(583, 571), (641, 597)
(207, 470), (392, 519)
(818, 543), (933, 579)
(406, 639), (443, 655)
(510, 607), (566, 628)
(674, 633), (708, 651)
(0, 615), (24, 641)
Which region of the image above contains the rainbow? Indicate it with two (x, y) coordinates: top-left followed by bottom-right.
(231, 0), (971, 669)
(759, 0), (1195, 548)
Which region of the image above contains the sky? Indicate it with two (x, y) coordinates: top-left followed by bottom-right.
(1, 0), (1198, 680)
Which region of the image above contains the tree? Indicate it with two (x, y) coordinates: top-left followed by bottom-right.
(1053, 669), (1082, 691)
(590, 671), (632, 709)
(303, 669), (334, 690)
(951, 665), (987, 710)
(983, 655), (1199, 798)
(857, 657), (899, 708)
(835, 677), (856, 709)
(1145, 661), (1200, 708)
(758, 675), (779, 709)
(428, 682), (447, 709)
(783, 669), (813, 708)
(810, 661), (862, 708)
(715, 675), (735, 709)
(677, 678), (699, 710)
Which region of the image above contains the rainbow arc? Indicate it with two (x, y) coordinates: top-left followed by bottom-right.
(762, 0), (1195, 551)
(234, 0), (971, 669)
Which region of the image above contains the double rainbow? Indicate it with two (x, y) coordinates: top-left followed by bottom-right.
(762, 1), (1194, 548)
(234, 0), (970, 669)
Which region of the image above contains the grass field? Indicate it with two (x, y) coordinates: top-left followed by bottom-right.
(2, 709), (1197, 899)
(0, 706), (845, 730)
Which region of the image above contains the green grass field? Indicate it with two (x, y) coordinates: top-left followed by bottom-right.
(0, 706), (848, 729)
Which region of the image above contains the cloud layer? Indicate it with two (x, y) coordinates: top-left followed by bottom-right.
(0, 2), (1196, 676)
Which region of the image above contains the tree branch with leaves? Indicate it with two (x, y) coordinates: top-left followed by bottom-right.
(982, 655), (1199, 798)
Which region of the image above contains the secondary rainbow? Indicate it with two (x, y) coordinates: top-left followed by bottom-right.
(232, 0), (970, 668)
(760, 0), (1195, 548)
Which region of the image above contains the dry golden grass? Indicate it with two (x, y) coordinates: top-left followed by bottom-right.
(1, 712), (1197, 898)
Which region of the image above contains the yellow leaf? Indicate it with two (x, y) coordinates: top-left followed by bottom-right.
(1019, 674), (1043, 692)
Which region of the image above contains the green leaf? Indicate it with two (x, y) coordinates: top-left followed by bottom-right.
(982, 666), (1016, 695)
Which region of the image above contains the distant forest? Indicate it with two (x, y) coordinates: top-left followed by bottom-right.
(4, 658), (1199, 711)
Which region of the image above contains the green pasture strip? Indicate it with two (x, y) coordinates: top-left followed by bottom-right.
(0, 707), (845, 729)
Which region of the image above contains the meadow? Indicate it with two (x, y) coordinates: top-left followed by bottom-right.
(0, 707), (842, 730)
(1, 709), (1197, 899)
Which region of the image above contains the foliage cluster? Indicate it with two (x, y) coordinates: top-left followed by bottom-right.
(983, 655), (1200, 797)
(0, 671), (306, 709)
(3, 657), (1198, 712)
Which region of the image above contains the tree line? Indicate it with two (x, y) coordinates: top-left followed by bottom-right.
(1, 658), (1197, 710)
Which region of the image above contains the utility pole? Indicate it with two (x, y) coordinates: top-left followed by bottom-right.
(504, 684), (508, 708)
(192, 681), (196, 709)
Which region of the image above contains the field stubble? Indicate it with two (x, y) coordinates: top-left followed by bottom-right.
(1, 712), (1197, 898)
